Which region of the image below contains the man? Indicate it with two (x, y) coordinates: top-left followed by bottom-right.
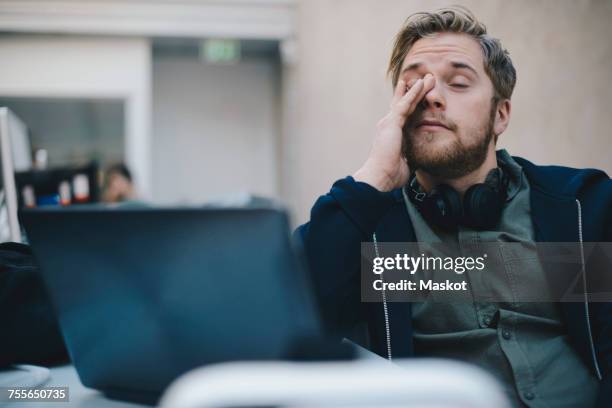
(295, 6), (612, 407)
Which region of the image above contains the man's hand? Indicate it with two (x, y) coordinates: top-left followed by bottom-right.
(353, 73), (435, 192)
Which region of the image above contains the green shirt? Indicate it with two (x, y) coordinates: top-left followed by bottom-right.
(404, 150), (598, 407)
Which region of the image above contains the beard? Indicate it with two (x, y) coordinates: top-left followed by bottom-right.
(402, 101), (496, 179)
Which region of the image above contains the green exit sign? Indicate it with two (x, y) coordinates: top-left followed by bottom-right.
(201, 39), (241, 64)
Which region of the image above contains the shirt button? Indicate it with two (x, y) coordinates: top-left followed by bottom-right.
(524, 392), (535, 400)
(502, 330), (512, 340)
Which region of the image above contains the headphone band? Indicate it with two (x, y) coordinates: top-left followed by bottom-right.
(404, 167), (509, 230)
(406, 167), (508, 200)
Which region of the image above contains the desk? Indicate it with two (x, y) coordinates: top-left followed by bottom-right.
(1, 342), (381, 408)
(2, 365), (152, 408)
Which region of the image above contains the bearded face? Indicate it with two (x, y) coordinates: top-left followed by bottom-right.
(397, 32), (504, 180)
(402, 97), (497, 179)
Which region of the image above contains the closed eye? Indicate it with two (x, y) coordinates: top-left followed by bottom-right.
(450, 83), (468, 88)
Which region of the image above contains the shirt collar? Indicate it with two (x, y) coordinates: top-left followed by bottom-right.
(496, 149), (524, 202)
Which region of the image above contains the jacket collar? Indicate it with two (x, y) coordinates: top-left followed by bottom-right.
(528, 185), (579, 243)
(514, 156), (579, 242)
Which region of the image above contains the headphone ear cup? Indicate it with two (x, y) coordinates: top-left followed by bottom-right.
(463, 184), (503, 229)
(424, 184), (462, 229)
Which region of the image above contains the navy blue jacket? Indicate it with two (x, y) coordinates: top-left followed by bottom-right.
(295, 156), (612, 407)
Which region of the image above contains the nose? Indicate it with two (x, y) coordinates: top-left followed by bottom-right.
(421, 75), (445, 111)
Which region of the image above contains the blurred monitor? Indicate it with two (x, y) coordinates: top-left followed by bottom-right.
(0, 107), (31, 242)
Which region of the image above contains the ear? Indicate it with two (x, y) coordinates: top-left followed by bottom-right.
(493, 98), (511, 137)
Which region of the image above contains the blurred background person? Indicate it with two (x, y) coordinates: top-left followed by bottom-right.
(102, 163), (137, 203)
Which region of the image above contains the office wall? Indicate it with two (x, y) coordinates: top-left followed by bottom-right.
(0, 35), (152, 197)
(0, 97), (124, 168)
(152, 57), (280, 204)
(282, 0), (612, 225)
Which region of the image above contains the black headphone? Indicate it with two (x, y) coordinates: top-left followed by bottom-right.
(404, 168), (509, 230)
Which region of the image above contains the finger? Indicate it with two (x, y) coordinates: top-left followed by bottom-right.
(391, 79), (406, 107)
(397, 73), (435, 116)
(392, 78), (424, 117)
(422, 73), (435, 94)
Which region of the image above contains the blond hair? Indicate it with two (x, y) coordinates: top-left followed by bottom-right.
(388, 6), (516, 100)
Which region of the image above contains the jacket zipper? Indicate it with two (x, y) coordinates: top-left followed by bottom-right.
(373, 199), (603, 378)
(372, 233), (392, 361)
(576, 198), (603, 380)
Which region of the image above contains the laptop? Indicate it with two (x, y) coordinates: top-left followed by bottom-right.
(20, 206), (323, 401)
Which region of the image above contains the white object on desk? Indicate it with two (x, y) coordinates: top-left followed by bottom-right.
(0, 365), (152, 408)
(0, 365), (50, 388)
(160, 358), (510, 408)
